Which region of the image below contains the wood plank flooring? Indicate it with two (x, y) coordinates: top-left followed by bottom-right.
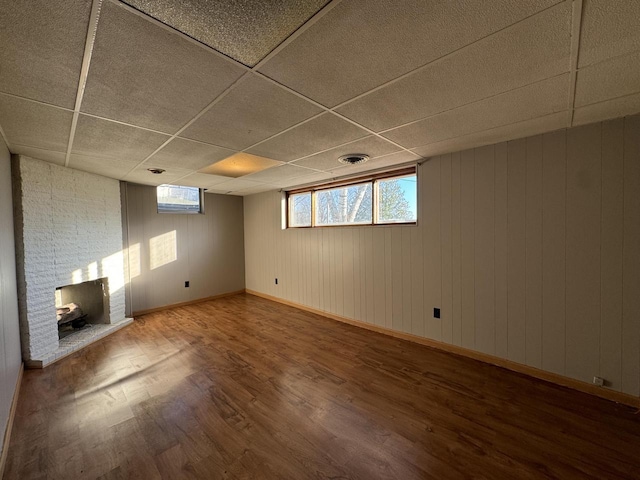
(5, 293), (640, 479)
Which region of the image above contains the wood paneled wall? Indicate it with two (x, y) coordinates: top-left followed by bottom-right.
(0, 142), (21, 455)
(244, 115), (640, 397)
(123, 184), (245, 313)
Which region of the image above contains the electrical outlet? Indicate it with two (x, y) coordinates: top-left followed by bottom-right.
(592, 376), (604, 387)
(275, 278), (278, 285)
(185, 281), (189, 288)
(433, 308), (440, 319)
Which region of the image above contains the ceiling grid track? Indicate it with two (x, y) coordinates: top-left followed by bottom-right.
(122, 0), (571, 189)
(253, 0), (343, 70)
(3, 0), (637, 194)
(110, 0), (254, 69)
(567, 0), (584, 128)
(120, 71), (254, 180)
(119, 0), (344, 182)
(64, 0), (104, 168)
(109, 0), (571, 189)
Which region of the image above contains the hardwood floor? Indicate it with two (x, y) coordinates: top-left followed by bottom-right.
(5, 293), (640, 479)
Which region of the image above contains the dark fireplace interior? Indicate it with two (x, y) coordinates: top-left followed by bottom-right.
(56, 278), (110, 339)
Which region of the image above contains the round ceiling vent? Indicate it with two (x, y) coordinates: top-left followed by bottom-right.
(338, 153), (369, 165)
(147, 168), (166, 174)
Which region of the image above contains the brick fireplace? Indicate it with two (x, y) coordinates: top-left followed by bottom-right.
(12, 156), (132, 367)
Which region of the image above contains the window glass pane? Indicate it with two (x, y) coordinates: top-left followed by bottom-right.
(289, 192), (311, 227)
(376, 174), (417, 223)
(315, 183), (372, 226)
(157, 184), (202, 214)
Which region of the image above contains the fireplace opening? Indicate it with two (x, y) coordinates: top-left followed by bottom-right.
(55, 278), (111, 339)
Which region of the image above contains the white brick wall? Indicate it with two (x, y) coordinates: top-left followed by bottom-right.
(14, 156), (126, 361)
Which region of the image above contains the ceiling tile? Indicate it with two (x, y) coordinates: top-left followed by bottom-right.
(412, 111), (569, 158)
(242, 164), (318, 183)
(162, 173), (229, 188)
(578, 0), (640, 68)
(383, 74), (570, 149)
(0, 95), (72, 152)
(233, 185), (278, 196)
(0, 0), (91, 108)
(207, 178), (264, 194)
(145, 137), (235, 171)
(72, 115), (170, 166)
(124, 169), (188, 187)
(81, 1), (246, 133)
(11, 146), (67, 166)
(180, 74), (323, 150)
(121, 0), (328, 67)
(176, 173), (233, 189)
(291, 135), (401, 171)
(337, 3), (571, 132)
(575, 51), (640, 108)
(68, 153), (140, 179)
(268, 170), (335, 189)
(246, 113), (369, 162)
(573, 92), (640, 127)
(258, 0), (559, 107)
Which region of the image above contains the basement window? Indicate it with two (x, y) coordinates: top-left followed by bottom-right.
(157, 184), (204, 214)
(286, 166), (417, 228)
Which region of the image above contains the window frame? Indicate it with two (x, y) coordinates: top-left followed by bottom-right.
(286, 166), (417, 229)
(156, 184), (205, 215)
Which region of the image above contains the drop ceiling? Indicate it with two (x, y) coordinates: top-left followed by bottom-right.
(0, 0), (638, 196)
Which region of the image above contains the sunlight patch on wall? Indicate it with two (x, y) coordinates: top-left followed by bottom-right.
(102, 251), (125, 294)
(127, 243), (141, 279)
(72, 268), (83, 284)
(87, 261), (98, 280)
(150, 230), (177, 270)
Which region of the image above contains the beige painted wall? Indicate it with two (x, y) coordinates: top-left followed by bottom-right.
(123, 183), (245, 313)
(0, 141), (21, 453)
(244, 114), (640, 398)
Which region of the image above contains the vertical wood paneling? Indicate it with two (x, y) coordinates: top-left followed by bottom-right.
(329, 230), (336, 311)
(335, 230), (344, 316)
(352, 229), (361, 320)
(343, 229), (354, 319)
(622, 115), (640, 396)
(401, 227), (413, 335)
(424, 158), (441, 340)
(507, 139), (527, 364)
(322, 229), (330, 311)
(494, 143), (509, 358)
(451, 152), (463, 346)
(474, 145), (495, 355)
(384, 227), (393, 329)
(541, 130), (567, 375)
(566, 123), (601, 384)
(411, 226), (424, 339)
(126, 185), (244, 312)
(599, 119), (624, 390)
(373, 228), (386, 327)
(364, 228), (374, 324)
(440, 154), (453, 344)
(525, 136), (543, 368)
(391, 227), (403, 331)
(460, 150), (475, 349)
(243, 114), (640, 398)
